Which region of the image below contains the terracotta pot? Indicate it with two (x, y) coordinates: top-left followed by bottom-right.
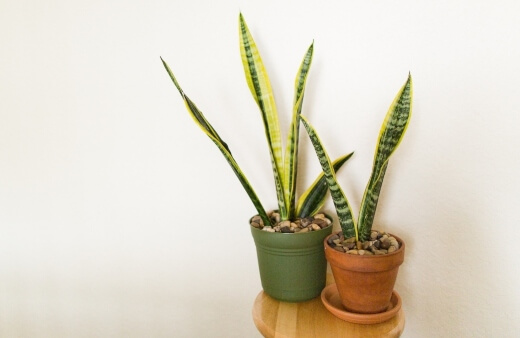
(251, 221), (332, 302)
(324, 231), (405, 314)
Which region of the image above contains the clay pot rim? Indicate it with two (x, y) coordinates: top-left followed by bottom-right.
(324, 231), (405, 259)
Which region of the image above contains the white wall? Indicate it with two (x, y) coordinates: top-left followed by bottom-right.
(1, 0), (519, 337)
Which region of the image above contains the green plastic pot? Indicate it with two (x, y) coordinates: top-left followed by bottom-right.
(250, 221), (333, 302)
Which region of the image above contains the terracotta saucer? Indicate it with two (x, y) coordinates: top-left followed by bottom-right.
(321, 283), (402, 324)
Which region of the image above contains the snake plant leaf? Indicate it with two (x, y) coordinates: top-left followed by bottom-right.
(296, 152), (354, 218)
(357, 74), (413, 241)
(239, 13), (287, 220)
(161, 57), (272, 226)
(300, 116), (357, 239)
(161, 57), (230, 153)
(284, 42), (314, 219)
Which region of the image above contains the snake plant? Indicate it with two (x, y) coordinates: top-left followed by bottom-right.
(161, 13), (352, 226)
(301, 74), (413, 242)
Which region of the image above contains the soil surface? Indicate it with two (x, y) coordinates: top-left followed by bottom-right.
(327, 231), (401, 255)
(250, 211), (331, 233)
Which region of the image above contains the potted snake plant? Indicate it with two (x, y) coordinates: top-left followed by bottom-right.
(161, 13), (352, 302)
(300, 74), (412, 319)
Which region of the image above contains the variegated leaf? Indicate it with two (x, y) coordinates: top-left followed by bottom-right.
(296, 152), (354, 218)
(358, 74), (413, 241)
(162, 57), (272, 226)
(239, 13), (287, 219)
(300, 116), (357, 239)
(284, 42), (314, 219)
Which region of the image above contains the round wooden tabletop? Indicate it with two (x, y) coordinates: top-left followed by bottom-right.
(252, 274), (405, 338)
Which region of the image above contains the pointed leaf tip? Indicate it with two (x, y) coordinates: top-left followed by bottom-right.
(161, 57), (184, 95)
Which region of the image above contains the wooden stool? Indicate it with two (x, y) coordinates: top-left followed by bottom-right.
(252, 274), (404, 338)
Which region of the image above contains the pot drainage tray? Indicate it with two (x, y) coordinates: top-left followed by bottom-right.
(321, 283), (402, 324)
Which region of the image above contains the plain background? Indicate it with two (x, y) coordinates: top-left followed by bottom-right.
(1, 0), (519, 337)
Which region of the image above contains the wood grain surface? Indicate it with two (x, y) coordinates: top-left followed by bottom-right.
(252, 274), (404, 338)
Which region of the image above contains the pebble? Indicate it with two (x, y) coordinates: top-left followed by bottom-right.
(344, 242), (356, 250)
(329, 234), (339, 242)
(327, 230), (400, 256)
(313, 219), (328, 228)
(380, 239), (391, 250)
(370, 231), (378, 240)
(281, 226), (292, 233)
(270, 212), (281, 224)
(373, 240), (381, 249)
(300, 218), (312, 227)
(356, 241), (363, 250)
(280, 220), (291, 228)
(334, 246), (346, 253)
(250, 211), (333, 234)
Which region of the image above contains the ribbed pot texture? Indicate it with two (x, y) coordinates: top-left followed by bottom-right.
(251, 223), (332, 302)
(324, 232), (405, 314)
